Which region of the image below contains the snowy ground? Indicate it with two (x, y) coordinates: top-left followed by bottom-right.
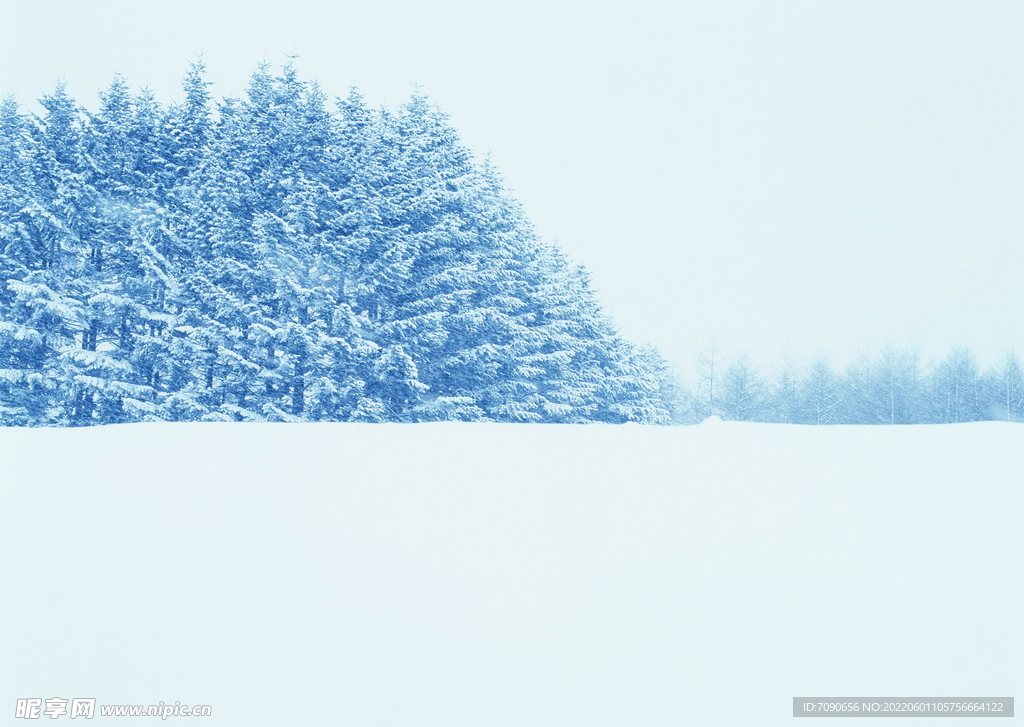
(1, 420), (1021, 726)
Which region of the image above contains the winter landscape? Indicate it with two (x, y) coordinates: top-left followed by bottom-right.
(2, 1), (1023, 724)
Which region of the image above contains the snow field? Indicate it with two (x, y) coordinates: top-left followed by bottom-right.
(1, 420), (1021, 725)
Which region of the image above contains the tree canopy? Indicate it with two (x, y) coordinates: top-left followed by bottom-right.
(0, 62), (675, 426)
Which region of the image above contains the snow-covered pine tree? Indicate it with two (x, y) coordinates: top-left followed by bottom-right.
(0, 63), (676, 426)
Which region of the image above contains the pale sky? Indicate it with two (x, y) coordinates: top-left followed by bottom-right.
(1, 0), (1021, 375)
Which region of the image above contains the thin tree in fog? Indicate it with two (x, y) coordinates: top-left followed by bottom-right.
(993, 350), (1024, 422)
(929, 347), (982, 423)
(694, 337), (721, 419)
(770, 350), (801, 424)
(840, 354), (874, 424)
(800, 358), (841, 425)
(719, 353), (766, 422)
(872, 347), (923, 425)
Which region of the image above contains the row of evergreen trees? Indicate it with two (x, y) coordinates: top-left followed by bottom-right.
(678, 344), (1024, 425)
(0, 62), (676, 426)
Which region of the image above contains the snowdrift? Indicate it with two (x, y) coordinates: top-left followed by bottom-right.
(1, 421), (1021, 725)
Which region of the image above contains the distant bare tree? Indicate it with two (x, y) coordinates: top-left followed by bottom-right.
(694, 337), (722, 420)
(720, 354), (767, 421)
(770, 349), (801, 424)
(929, 347), (982, 423)
(994, 350), (1024, 422)
(801, 358), (841, 425)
